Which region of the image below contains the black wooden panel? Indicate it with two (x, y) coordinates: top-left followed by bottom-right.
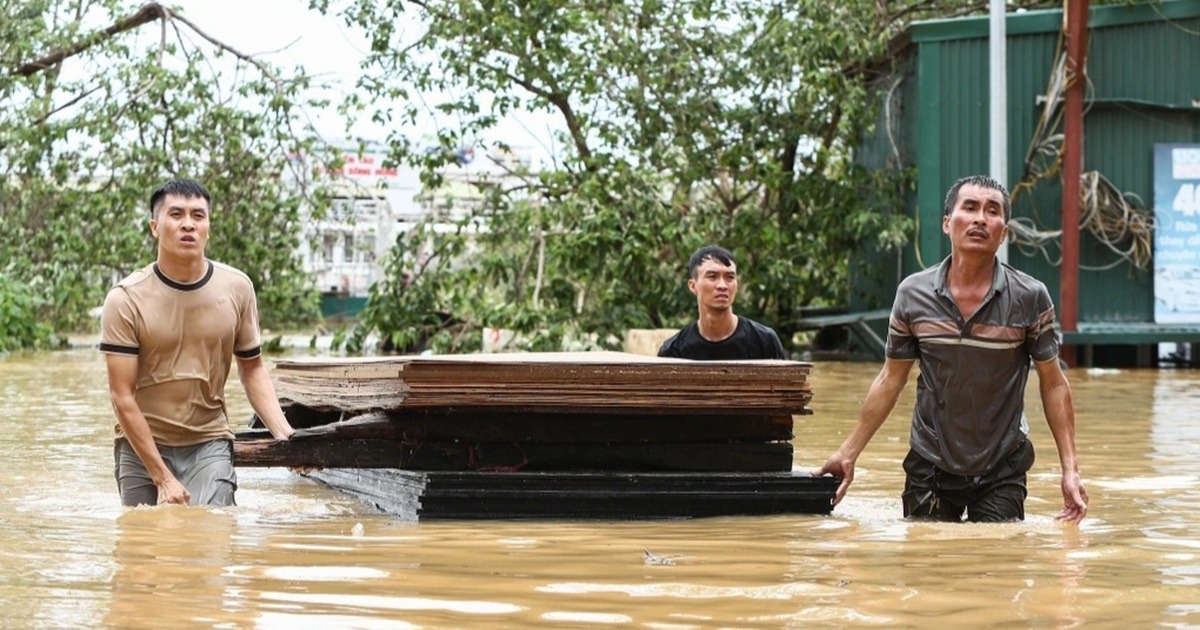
(307, 470), (838, 520)
(235, 437), (793, 472)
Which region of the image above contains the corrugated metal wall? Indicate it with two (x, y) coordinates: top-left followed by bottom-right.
(854, 0), (1200, 326)
(848, 53), (917, 312)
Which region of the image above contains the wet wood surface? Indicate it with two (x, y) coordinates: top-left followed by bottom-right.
(303, 470), (838, 520)
(271, 351), (813, 414)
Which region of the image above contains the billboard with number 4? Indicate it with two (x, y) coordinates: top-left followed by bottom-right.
(1154, 143), (1200, 323)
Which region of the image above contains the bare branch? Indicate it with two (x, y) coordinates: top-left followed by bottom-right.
(11, 2), (168, 77)
(12, 1), (285, 91)
(39, 85), (103, 122)
(167, 11), (283, 87)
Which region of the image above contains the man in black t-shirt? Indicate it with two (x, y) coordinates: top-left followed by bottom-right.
(658, 245), (787, 361)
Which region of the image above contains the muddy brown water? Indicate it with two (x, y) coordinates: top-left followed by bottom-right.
(2, 349), (1197, 627)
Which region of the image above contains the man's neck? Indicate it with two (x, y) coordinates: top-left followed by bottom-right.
(157, 255), (208, 284)
(945, 253), (997, 321)
(697, 309), (739, 343)
(947, 253), (996, 289)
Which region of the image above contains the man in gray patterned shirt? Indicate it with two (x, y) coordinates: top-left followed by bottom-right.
(813, 175), (1088, 523)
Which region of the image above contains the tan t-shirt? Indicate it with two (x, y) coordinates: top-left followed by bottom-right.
(100, 260), (262, 446)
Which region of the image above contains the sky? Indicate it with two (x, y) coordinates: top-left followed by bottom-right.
(169, 0), (383, 142)
(167, 0), (560, 163)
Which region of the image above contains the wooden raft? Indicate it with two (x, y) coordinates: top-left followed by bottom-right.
(233, 351), (835, 519)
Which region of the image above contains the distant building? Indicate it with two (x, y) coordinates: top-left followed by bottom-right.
(295, 141), (533, 318)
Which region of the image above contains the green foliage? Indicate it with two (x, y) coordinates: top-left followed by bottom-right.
(1, 0), (331, 337)
(261, 334), (285, 354)
(319, 0), (945, 353)
(0, 262), (65, 352)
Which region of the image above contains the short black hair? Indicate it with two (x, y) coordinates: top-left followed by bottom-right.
(687, 245), (736, 279)
(943, 175), (1011, 223)
(149, 178), (211, 217)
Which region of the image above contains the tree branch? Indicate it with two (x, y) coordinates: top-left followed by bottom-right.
(12, 1), (282, 88)
(168, 11), (282, 87)
(11, 2), (168, 77)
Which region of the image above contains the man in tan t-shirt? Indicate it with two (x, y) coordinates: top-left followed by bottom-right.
(100, 178), (297, 507)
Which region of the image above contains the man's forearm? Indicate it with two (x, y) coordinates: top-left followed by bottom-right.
(248, 391), (293, 439)
(838, 360), (912, 458)
(1041, 378), (1079, 472)
(111, 396), (173, 483)
(239, 360), (294, 439)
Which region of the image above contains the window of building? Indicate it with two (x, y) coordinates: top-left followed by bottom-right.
(323, 234), (337, 263)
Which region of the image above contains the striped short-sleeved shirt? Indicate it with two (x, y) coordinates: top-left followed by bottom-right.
(886, 256), (1059, 476)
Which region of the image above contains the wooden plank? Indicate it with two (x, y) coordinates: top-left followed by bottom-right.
(307, 468), (423, 519)
(274, 374), (409, 411)
(306, 470), (838, 520)
(275, 350), (812, 371)
(261, 410), (795, 443)
(433, 405), (811, 416)
(276, 390), (811, 415)
(394, 399), (811, 414)
(236, 437), (402, 468)
(397, 361), (811, 382)
(234, 437), (793, 472)
(421, 350), (790, 364)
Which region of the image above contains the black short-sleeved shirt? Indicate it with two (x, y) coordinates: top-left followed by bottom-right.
(658, 316), (787, 361)
(886, 256), (1060, 476)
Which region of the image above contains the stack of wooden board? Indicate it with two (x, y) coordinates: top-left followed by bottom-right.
(267, 351), (813, 414)
(233, 351), (837, 520)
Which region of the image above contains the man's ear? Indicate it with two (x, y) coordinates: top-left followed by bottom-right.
(942, 214), (950, 235)
(687, 277), (698, 296)
(149, 217), (158, 239)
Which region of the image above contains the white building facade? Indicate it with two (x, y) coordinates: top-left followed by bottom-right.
(296, 143), (532, 313)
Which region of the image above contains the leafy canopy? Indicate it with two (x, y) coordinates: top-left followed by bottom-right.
(0, 0), (332, 350)
(318, 0), (937, 353)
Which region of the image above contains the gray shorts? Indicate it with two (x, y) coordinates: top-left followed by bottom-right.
(113, 438), (238, 507)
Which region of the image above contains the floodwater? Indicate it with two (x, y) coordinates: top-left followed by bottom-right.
(2, 348), (1199, 629)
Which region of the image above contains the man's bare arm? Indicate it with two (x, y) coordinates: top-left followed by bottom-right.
(236, 355), (295, 440)
(1034, 356), (1088, 523)
(812, 358), (915, 504)
(104, 353), (190, 505)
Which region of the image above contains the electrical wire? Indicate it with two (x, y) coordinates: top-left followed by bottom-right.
(1007, 36), (1156, 272)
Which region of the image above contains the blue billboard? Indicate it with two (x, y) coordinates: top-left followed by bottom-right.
(1154, 143), (1200, 323)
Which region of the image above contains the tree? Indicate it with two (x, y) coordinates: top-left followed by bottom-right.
(319, 0), (1138, 355)
(0, 1), (331, 350)
(318, 0), (883, 353)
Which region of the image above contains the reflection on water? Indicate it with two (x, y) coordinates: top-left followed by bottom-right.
(2, 349), (1199, 627)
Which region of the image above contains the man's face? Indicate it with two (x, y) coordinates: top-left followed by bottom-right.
(151, 194), (210, 260)
(943, 183), (1008, 256)
(689, 257), (738, 312)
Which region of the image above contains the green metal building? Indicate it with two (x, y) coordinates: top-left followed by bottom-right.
(850, 0), (1200, 366)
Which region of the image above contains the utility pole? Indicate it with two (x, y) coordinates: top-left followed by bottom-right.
(1061, 0), (1090, 367)
(990, 0), (1008, 263)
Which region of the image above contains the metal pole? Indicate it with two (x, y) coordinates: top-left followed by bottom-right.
(1061, 0), (1090, 366)
(990, 0), (1009, 264)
